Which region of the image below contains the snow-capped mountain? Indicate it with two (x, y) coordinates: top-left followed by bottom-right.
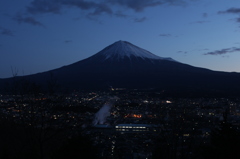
(1, 40), (240, 96)
(95, 40), (176, 62)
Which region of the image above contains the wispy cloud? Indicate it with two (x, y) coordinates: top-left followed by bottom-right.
(202, 12), (208, 18)
(27, 0), (113, 16)
(218, 7), (240, 23)
(0, 26), (14, 36)
(218, 8), (240, 14)
(190, 20), (210, 24)
(64, 40), (72, 43)
(114, 11), (128, 18)
(25, 0), (189, 17)
(204, 47), (240, 55)
(200, 48), (209, 51)
(177, 51), (188, 54)
(27, 0), (62, 14)
(13, 14), (44, 26)
(134, 17), (147, 22)
(237, 17), (240, 23)
(8, 0), (195, 26)
(107, 0), (164, 12)
(108, 0), (188, 12)
(85, 3), (113, 16)
(159, 33), (172, 37)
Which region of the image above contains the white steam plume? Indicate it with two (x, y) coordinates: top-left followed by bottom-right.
(93, 96), (119, 125)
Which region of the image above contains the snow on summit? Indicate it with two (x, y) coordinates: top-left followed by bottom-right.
(98, 40), (176, 62)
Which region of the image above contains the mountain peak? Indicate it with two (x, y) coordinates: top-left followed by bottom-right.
(96, 40), (176, 62)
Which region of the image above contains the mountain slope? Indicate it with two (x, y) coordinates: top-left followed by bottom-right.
(1, 40), (240, 96)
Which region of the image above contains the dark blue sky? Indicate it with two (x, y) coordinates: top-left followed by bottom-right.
(1, 0), (240, 78)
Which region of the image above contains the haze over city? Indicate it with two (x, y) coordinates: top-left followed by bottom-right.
(1, 0), (240, 78)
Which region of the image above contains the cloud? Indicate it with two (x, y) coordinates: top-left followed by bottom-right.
(88, 3), (113, 16)
(159, 33), (172, 37)
(218, 8), (240, 14)
(218, 7), (240, 24)
(13, 15), (44, 26)
(114, 11), (128, 18)
(27, 0), (61, 14)
(237, 17), (240, 23)
(202, 12), (208, 18)
(134, 17), (147, 22)
(107, 0), (164, 12)
(177, 51), (187, 54)
(26, 0), (189, 17)
(108, 0), (188, 12)
(64, 40), (72, 43)
(204, 47), (240, 55)
(27, 0), (113, 16)
(0, 26), (14, 36)
(190, 20), (210, 24)
(200, 48), (209, 51)
(8, 0), (194, 25)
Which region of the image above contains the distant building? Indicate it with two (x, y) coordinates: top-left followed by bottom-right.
(115, 124), (160, 133)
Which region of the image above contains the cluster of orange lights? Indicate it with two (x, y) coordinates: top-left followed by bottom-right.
(124, 114), (142, 118)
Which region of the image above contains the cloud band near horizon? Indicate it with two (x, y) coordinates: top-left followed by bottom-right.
(204, 47), (240, 56)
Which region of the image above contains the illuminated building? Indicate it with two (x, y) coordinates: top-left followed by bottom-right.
(115, 124), (159, 133)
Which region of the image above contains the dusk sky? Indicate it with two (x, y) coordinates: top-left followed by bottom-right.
(1, 0), (240, 78)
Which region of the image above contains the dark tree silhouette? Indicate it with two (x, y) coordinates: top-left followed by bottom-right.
(52, 135), (97, 159)
(199, 110), (240, 159)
